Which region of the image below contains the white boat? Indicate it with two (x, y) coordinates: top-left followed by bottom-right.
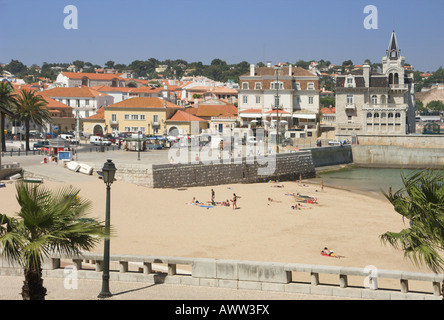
(78, 163), (93, 175)
(67, 161), (80, 172)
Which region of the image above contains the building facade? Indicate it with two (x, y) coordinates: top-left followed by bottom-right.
(335, 31), (416, 137)
(238, 63), (320, 138)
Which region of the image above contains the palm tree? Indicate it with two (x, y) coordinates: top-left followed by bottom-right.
(0, 82), (17, 152)
(380, 168), (444, 296)
(13, 90), (51, 151)
(0, 182), (108, 300)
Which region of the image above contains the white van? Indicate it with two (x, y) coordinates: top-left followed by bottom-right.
(59, 134), (79, 145)
(90, 136), (111, 146)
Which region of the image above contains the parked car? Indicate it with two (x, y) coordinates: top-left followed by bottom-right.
(90, 135), (111, 146)
(33, 140), (50, 149)
(328, 139), (341, 146)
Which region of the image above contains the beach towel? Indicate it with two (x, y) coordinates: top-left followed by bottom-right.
(199, 205), (213, 208)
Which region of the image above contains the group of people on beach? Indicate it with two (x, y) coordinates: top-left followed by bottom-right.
(212, 189), (239, 210)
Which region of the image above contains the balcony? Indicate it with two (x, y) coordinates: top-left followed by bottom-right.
(110, 120), (118, 127)
(389, 84), (408, 92)
(345, 103), (355, 111)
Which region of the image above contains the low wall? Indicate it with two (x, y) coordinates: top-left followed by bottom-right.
(336, 133), (444, 149)
(2, 253), (441, 300)
(0, 162), (22, 180)
(308, 145), (353, 167)
(151, 151), (316, 188)
(352, 145), (444, 169)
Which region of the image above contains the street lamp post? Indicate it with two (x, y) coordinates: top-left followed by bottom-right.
(274, 66), (282, 154)
(138, 131), (141, 161)
(98, 159), (117, 299)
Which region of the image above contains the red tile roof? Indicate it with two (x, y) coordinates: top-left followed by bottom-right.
(61, 71), (124, 80)
(105, 97), (183, 109)
(167, 110), (207, 122)
(40, 86), (110, 98)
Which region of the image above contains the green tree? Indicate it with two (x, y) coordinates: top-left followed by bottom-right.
(320, 96), (335, 108)
(426, 100), (444, 112)
(0, 82), (17, 152)
(4, 59), (27, 75)
(0, 182), (108, 300)
(72, 60), (85, 69)
(416, 100), (426, 113)
(380, 169), (444, 277)
(105, 61), (115, 69)
(13, 90), (51, 151)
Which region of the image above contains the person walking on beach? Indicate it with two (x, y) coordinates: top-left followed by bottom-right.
(211, 189), (215, 205)
(232, 193), (238, 210)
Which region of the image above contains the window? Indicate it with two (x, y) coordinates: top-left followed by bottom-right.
(347, 95), (353, 104)
(381, 113), (386, 118)
(347, 78), (353, 84)
(295, 82), (301, 90)
(255, 96), (261, 104)
(131, 114), (139, 120)
(242, 82), (249, 90)
(66, 99), (70, 106)
(131, 127), (138, 132)
(111, 114), (117, 122)
(270, 82), (283, 90)
(153, 115), (159, 123)
(124, 114), (130, 120)
(367, 113), (372, 118)
(374, 113), (380, 118)
(294, 96), (300, 105)
(255, 83), (262, 90)
(242, 95), (248, 104)
(76, 99), (80, 107)
(388, 113), (393, 118)
(395, 113), (401, 118)
(307, 83), (314, 90)
(140, 114), (145, 120)
(85, 99), (90, 105)
(124, 127), (130, 132)
(85, 111), (89, 117)
(308, 96), (314, 104)
(348, 115), (352, 121)
(372, 95), (378, 104)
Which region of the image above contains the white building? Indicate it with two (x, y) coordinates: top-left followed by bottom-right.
(238, 63), (320, 138)
(335, 30), (416, 137)
(40, 86), (114, 119)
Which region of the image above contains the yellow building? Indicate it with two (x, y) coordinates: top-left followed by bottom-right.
(165, 110), (208, 136)
(103, 97), (184, 136)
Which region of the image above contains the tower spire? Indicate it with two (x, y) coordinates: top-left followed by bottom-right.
(386, 30), (400, 60)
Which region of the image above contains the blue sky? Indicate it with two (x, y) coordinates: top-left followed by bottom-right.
(0, 0), (443, 72)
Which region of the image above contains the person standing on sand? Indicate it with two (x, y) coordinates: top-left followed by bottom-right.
(232, 193), (238, 210)
(211, 189), (215, 205)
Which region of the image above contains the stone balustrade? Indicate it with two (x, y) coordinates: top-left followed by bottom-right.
(3, 253), (441, 300)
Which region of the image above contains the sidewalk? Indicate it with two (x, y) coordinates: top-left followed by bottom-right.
(0, 275), (344, 300)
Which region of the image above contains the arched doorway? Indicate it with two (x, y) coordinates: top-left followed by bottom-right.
(168, 126), (180, 136)
(93, 124), (103, 136)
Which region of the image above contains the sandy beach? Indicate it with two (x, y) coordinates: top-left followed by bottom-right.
(0, 172), (428, 275)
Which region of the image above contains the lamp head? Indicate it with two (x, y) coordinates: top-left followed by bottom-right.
(102, 159), (116, 185)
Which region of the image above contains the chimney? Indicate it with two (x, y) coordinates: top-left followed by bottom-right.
(363, 63), (370, 87)
(289, 64), (292, 76)
(250, 64), (255, 76)
(267, 61), (272, 68)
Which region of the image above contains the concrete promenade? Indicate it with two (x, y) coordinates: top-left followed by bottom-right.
(0, 275), (347, 300)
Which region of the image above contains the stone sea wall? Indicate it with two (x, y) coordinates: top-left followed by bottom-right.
(151, 151), (316, 188)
